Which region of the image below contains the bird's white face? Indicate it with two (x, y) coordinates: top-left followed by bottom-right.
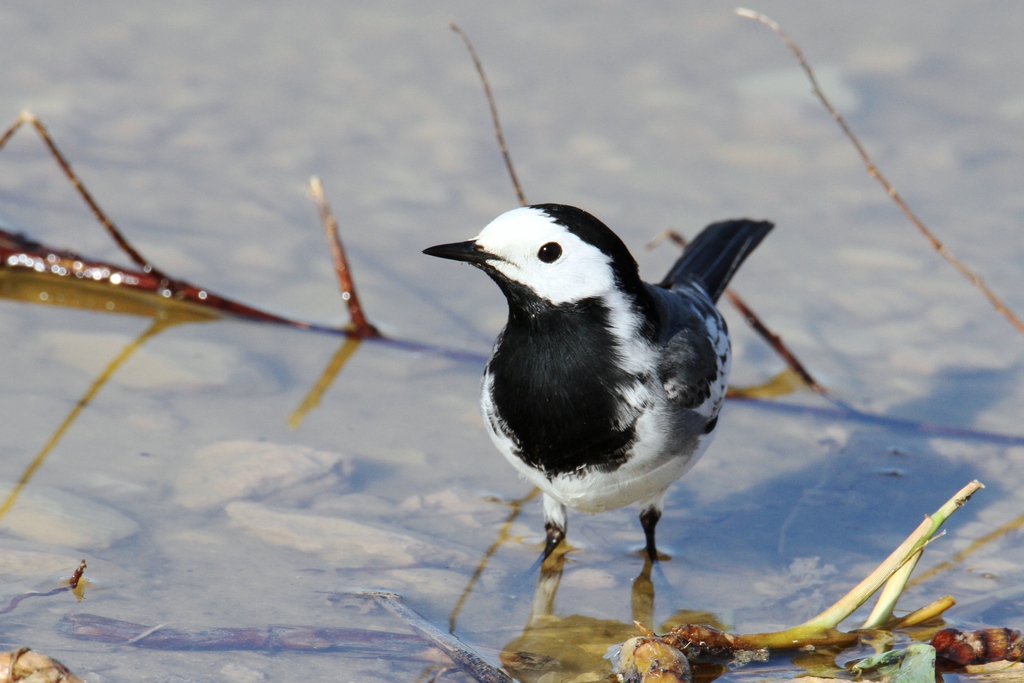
(473, 207), (618, 305)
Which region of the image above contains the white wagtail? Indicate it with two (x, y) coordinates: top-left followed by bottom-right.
(424, 204), (772, 562)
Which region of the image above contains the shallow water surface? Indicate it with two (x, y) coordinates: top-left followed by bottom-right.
(1, 3), (1023, 682)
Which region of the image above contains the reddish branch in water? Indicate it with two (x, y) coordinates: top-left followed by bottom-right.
(0, 228), (308, 326)
(0, 112), (167, 280)
(309, 177), (379, 338)
(0, 111), (377, 336)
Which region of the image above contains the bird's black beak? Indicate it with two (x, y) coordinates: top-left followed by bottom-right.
(422, 240), (491, 265)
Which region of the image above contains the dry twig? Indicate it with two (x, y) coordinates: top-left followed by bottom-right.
(737, 8), (1024, 337)
(1, 111), (170, 283)
(309, 176), (379, 338)
(450, 23), (528, 207)
(0, 112), (382, 338)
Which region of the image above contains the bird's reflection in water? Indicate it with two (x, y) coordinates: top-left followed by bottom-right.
(499, 556), (728, 683)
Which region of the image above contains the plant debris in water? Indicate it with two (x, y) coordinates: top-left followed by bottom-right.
(931, 627), (1024, 667)
(0, 648), (84, 683)
(3, 11), (1024, 683)
(0, 560), (86, 616)
(850, 644), (936, 683)
(608, 482), (1009, 682)
(0, 111), (374, 337)
(612, 626), (694, 683)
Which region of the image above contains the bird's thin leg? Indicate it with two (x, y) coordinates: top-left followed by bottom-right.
(541, 494), (567, 561)
(639, 505), (662, 563)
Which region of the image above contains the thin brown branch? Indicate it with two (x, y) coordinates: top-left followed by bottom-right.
(450, 22), (528, 207)
(736, 9), (1024, 338)
(308, 177), (379, 338)
(1, 112), (363, 333)
(724, 289), (827, 395)
(649, 229), (826, 394)
(0, 114), (26, 151)
(15, 111), (173, 284)
(0, 226), (323, 328)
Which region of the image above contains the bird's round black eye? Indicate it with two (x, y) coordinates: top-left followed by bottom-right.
(537, 242), (562, 263)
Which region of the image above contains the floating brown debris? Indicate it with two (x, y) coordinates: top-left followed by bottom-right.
(0, 648), (84, 683)
(622, 622), (775, 666)
(613, 624), (692, 683)
(635, 623), (768, 664)
(0, 561), (87, 616)
(66, 561), (86, 591)
(606, 482), (984, 681)
(932, 627), (1024, 667)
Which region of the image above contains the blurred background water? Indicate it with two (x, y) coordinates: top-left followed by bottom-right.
(1, 3), (1022, 681)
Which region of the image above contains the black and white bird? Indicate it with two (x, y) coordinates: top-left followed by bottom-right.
(424, 204), (772, 562)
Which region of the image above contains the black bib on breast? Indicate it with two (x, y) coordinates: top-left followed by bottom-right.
(486, 292), (644, 477)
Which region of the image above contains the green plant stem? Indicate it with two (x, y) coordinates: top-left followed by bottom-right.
(739, 481), (983, 648)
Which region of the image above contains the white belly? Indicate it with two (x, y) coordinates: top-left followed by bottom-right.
(478, 315), (729, 514)
(504, 429), (713, 513)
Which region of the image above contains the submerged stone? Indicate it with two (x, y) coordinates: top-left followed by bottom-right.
(175, 440), (352, 510)
(0, 482), (139, 549)
(225, 501), (466, 568)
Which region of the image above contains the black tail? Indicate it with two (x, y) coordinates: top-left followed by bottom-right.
(660, 219), (774, 302)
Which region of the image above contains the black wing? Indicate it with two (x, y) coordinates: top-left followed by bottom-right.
(646, 283), (721, 409)
(660, 218), (773, 303)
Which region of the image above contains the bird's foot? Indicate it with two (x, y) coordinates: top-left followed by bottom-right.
(638, 545), (672, 563)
